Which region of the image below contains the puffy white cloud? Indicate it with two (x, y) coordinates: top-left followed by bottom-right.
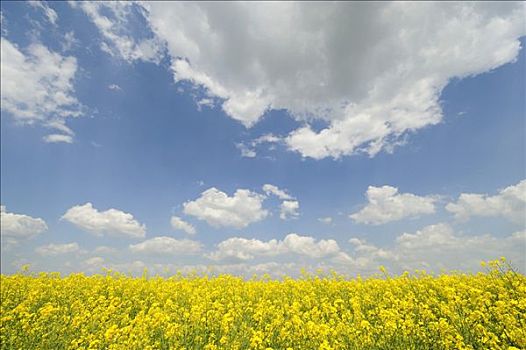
(396, 223), (457, 249)
(280, 200), (299, 220)
(129, 236), (202, 255)
(208, 262), (295, 277)
(99, 261), (301, 278)
(183, 188), (268, 228)
(0, 205), (47, 239)
(36, 242), (80, 256)
(208, 233), (340, 261)
(207, 237), (280, 261)
(61, 203), (146, 238)
(136, 2), (525, 158)
(283, 233), (340, 258)
(261, 184), (299, 219)
(446, 180), (526, 224)
(85, 256), (105, 266)
(67, 2), (524, 157)
(170, 216), (196, 235)
(0, 38), (81, 141)
(348, 224), (526, 273)
(348, 238), (394, 259)
(350, 185), (436, 225)
(262, 184), (293, 200)
(69, 2), (163, 63)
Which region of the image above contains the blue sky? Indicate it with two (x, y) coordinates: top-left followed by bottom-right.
(1, 2), (525, 276)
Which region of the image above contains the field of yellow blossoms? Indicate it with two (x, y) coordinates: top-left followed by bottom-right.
(1, 259), (525, 350)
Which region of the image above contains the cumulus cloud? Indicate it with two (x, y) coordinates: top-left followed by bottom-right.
(207, 233), (340, 261)
(396, 223), (462, 250)
(85, 256), (105, 267)
(133, 2), (524, 158)
(350, 185), (436, 225)
(69, 1), (163, 63)
(36, 242), (80, 256)
(0, 38), (82, 141)
(0, 205), (47, 239)
(349, 238), (394, 259)
(99, 261), (301, 278)
(262, 184), (293, 200)
(446, 180), (526, 224)
(183, 188), (268, 228)
(61, 203), (146, 238)
(129, 236), (202, 255)
(262, 184), (299, 219)
(348, 224), (526, 273)
(280, 200), (300, 220)
(67, 2), (524, 158)
(170, 216), (196, 235)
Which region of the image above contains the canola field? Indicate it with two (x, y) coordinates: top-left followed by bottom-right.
(1, 260), (525, 350)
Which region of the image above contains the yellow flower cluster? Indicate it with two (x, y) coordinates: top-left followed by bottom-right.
(1, 259), (525, 349)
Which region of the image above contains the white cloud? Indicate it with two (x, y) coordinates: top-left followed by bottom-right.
(396, 223), (457, 249)
(93, 246), (117, 254)
(262, 184), (293, 200)
(0, 205), (47, 239)
(318, 217), (333, 225)
(108, 84), (122, 91)
(36, 242), (80, 256)
(1, 11), (7, 36)
(0, 38), (82, 141)
(107, 260), (146, 275)
(446, 180), (526, 224)
(137, 2), (525, 158)
(170, 216), (196, 235)
(207, 237), (280, 261)
(237, 134), (281, 158)
(85, 256), (105, 266)
(96, 261), (300, 278)
(348, 238), (394, 259)
(62, 31), (78, 52)
(61, 202), (146, 238)
(208, 233), (340, 261)
(183, 187), (268, 228)
(280, 200), (299, 220)
(348, 224), (526, 273)
(43, 134), (73, 144)
(236, 143), (257, 158)
(283, 233), (340, 258)
(28, 1), (58, 25)
(350, 185), (436, 225)
(129, 236), (202, 255)
(262, 184), (299, 219)
(70, 2), (163, 63)
(67, 2), (525, 158)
